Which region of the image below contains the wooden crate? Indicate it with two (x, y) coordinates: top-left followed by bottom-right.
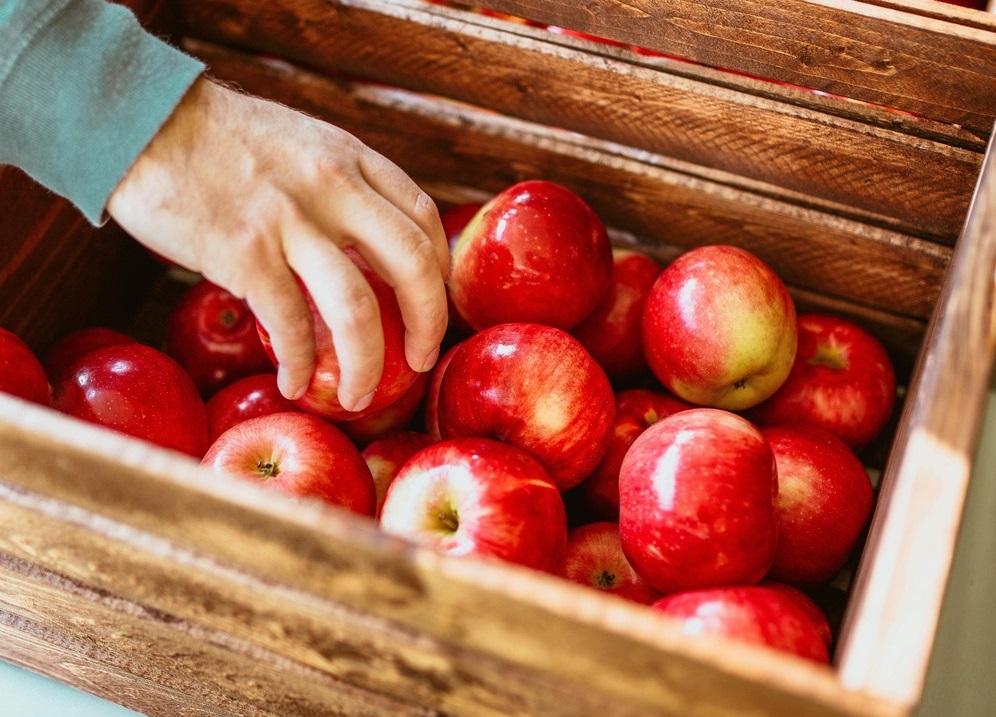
(2, 0), (995, 715)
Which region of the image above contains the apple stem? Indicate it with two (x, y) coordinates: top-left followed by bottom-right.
(256, 460), (279, 480)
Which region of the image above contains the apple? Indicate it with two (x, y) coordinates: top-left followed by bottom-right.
(554, 521), (660, 604)
(761, 424), (875, 585)
(618, 407), (779, 594)
(205, 372), (300, 444)
(201, 411), (376, 516)
(641, 244), (797, 410)
(334, 370), (430, 447)
(571, 387), (693, 522)
(440, 201), (485, 338)
(257, 248), (418, 421)
(165, 278), (274, 396)
(423, 340), (463, 441)
(42, 326), (135, 387)
(379, 436), (568, 572)
(571, 248), (662, 383)
(51, 342), (209, 457)
(361, 430), (437, 518)
(448, 180), (613, 331)
(0, 326), (50, 405)
(746, 313), (896, 452)
(650, 582), (832, 663)
(437, 322), (616, 491)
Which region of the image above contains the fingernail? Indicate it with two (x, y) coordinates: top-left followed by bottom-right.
(278, 369), (307, 401)
(419, 346), (440, 373)
(342, 390), (375, 413)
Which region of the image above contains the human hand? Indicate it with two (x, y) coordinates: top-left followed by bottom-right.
(107, 77), (450, 412)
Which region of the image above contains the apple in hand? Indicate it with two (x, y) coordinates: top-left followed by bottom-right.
(437, 323), (616, 491)
(650, 582), (832, 663)
(761, 424), (875, 585)
(571, 248), (662, 382)
(554, 521), (660, 604)
(448, 180), (613, 331)
(165, 278), (274, 396)
(205, 372), (300, 444)
(379, 437), (568, 572)
(618, 408), (778, 594)
(257, 248), (418, 421)
(642, 244), (797, 410)
(51, 342), (209, 457)
(201, 411), (376, 516)
(361, 430), (437, 517)
(42, 326), (135, 387)
(572, 387), (693, 522)
(747, 313), (896, 452)
(0, 326), (50, 405)
(334, 370), (430, 447)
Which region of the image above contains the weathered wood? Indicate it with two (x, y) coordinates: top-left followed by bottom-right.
(179, 0), (983, 242)
(470, 0), (996, 133)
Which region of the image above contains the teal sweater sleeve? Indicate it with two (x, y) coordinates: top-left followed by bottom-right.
(0, 0), (204, 225)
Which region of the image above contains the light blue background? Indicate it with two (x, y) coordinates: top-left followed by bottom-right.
(3, 394), (995, 717)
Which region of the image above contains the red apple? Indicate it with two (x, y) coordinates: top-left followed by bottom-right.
(379, 437), (568, 571)
(334, 370), (430, 447)
(650, 582), (832, 663)
(448, 180), (613, 331)
(554, 521), (660, 604)
(361, 430), (437, 518)
(165, 278), (274, 396)
(0, 326), (50, 405)
(437, 323), (616, 491)
(746, 313), (896, 452)
(51, 342), (209, 457)
(205, 372), (300, 444)
(642, 244), (797, 410)
(761, 424), (875, 585)
(42, 326), (135, 387)
(618, 407), (779, 594)
(571, 248), (662, 382)
(257, 248), (418, 421)
(201, 411), (376, 516)
(423, 340), (463, 441)
(440, 201), (485, 338)
(572, 387), (693, 522)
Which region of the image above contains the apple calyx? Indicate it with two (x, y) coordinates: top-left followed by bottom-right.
(256, 459), (279, 480)
(434, 504), (460, 533)
(809, 344), (848, 371)
(595, 570), (617, 590)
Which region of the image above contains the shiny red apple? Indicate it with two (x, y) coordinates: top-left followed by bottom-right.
(440, 201), (485, 338)
(747, 313), (896, 452)
(42, 326), (135, 387)
(0, 326), (50, 405)
(761, 424), (875, 586)
(554, 521), (660, 604)
(571, 248), (662, 382)
(448, 180), (613, 331)
(379, 436), (568, 572)
(651, 582), (832, 663)
(361, 430), (437, 518)
(201, 411), (376, 516)
(51, 342), (209, 457)
(423, 340), (463, 441)
(618, 407), (779, 594)
(642, 244), (797, 410)
(334, 370), (430, 447)
(437, 323), (616, 491)
(165, 278), (274, 396)
(205, 372), (300, 444)
(257, 248), (418, 421)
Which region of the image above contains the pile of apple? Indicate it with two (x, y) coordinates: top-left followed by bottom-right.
(0, 179), (897, 667)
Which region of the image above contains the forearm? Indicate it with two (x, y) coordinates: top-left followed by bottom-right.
(0, 0), (203, 224)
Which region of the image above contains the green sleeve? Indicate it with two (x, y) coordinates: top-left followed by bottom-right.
(0, 0), (205, 225)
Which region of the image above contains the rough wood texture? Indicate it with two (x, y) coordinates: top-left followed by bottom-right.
(179, 0), (984, 243)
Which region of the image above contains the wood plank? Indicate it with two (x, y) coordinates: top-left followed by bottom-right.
(187, 41), (951, 323)
(0, 397), (904, 717)
(471, 0), (996, 133)
(178, 0), (983, 242)
(835, 126), (996, 704)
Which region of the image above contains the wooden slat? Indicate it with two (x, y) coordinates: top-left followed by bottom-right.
(177, 0), (983, 242)
(835, 126), (996, 703)
(472, 0), (996, 133)
(0, 396), (903, 717)
(187, 41), (951, 324)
